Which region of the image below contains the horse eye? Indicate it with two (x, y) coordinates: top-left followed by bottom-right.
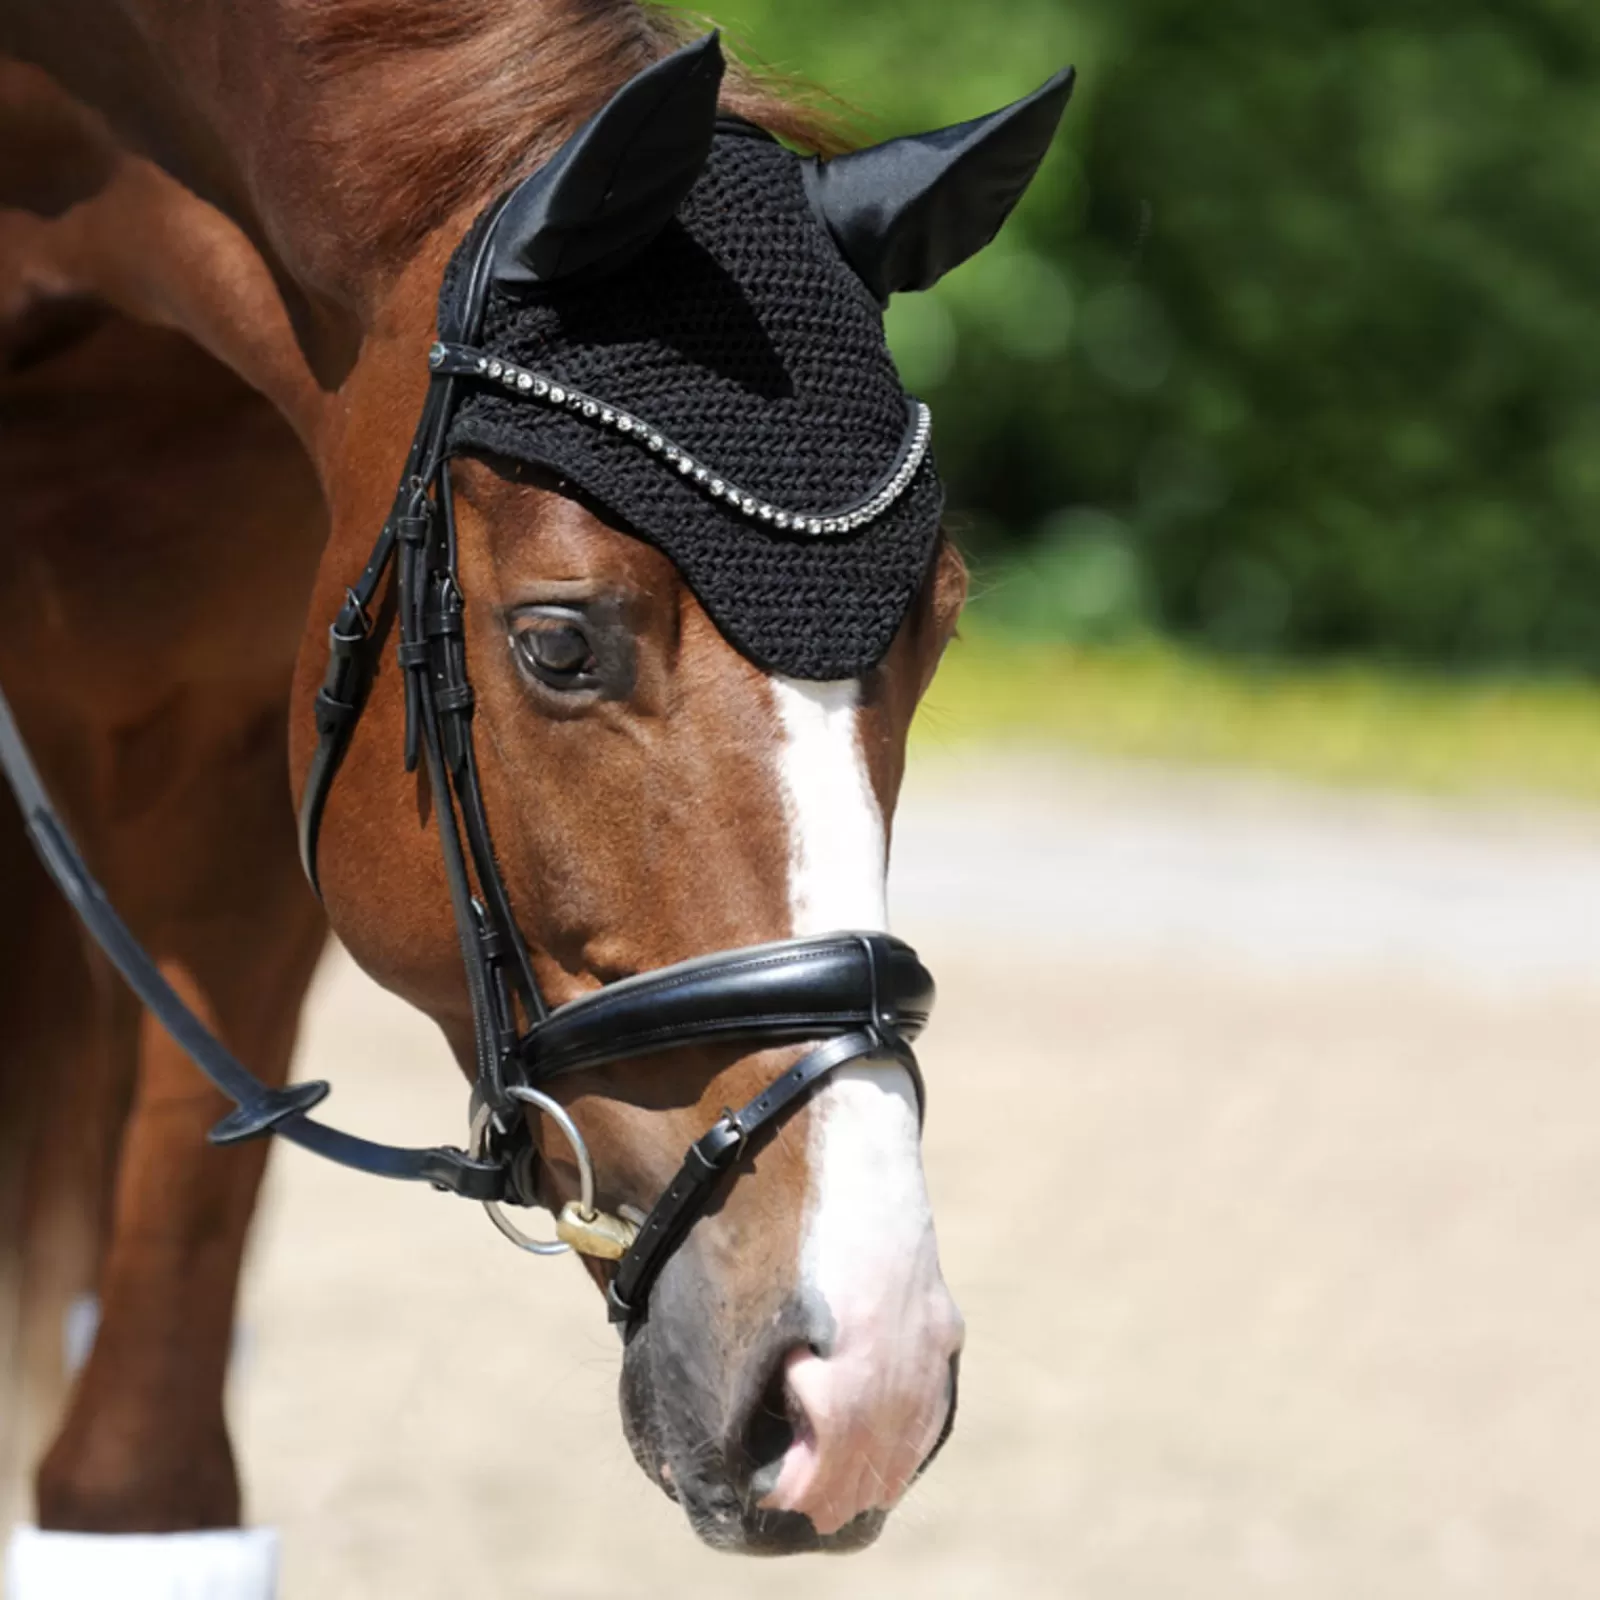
(514, 613), (599, 690)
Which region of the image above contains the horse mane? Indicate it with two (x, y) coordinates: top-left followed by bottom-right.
(288, 0), (845, 270)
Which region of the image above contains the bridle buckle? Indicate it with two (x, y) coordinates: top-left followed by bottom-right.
(717, 1106), (749, 1159)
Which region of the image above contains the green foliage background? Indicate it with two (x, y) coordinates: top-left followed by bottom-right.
(696, 0), (1600, 673)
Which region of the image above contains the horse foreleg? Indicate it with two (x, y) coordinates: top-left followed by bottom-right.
(4, 711), (326, 1600)
(0, 830), (133, 1543)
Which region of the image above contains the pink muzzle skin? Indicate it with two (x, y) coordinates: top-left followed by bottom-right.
(760, 1291), (964, 1536)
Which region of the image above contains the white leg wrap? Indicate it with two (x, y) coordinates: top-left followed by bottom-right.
(4, 1524), (278, 1599)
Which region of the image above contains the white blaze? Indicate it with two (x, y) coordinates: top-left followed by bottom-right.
(770, 677), (890, 936)
(766, 678), (961, 1533)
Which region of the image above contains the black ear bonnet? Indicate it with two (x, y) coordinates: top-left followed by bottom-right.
(438, 36), (1073, 681)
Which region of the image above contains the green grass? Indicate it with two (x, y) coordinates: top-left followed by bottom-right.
(915, 627), (1600, 804)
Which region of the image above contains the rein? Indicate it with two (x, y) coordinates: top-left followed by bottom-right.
(0, 185), (935, 1329)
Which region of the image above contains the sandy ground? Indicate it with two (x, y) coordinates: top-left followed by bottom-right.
(32, 750), (1600, 1595)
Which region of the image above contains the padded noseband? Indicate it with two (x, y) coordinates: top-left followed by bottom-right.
(526, 933), (933, 1081)
(517, 932), (932, 1321)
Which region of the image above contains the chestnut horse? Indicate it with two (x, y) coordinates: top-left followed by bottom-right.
(0, 2), (1064, 1590)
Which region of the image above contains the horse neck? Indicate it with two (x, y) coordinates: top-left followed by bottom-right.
(1, 0), (672, 388)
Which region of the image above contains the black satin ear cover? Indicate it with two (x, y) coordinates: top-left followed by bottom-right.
(490, 32), (726, 289)
(802, 66), (1075, 303)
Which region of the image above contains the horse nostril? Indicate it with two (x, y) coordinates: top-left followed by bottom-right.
(741, 1344), (806, 1496)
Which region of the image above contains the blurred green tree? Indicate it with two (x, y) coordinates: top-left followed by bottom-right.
(698, 0), (1600, 669)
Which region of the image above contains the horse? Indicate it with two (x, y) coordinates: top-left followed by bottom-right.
(0, 3), (1068, 1590)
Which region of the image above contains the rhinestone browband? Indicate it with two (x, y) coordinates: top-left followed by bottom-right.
(430, 341), (932, 537)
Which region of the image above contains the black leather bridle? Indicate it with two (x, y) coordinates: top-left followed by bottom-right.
(0, 186), (934, 1327)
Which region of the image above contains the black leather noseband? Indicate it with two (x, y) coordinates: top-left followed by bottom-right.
(0, 181), (938, 1329)
(525, 932), (931, 1321)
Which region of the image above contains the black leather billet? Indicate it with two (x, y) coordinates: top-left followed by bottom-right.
(606, 1028), (917, 1324)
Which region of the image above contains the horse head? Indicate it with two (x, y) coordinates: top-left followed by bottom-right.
(292, 35), (1069, 1554)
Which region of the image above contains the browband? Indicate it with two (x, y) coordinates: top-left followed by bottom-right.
(429, 340), (933, 537)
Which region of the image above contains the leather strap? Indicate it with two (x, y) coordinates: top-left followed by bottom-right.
(296, 185), (515, 901)
(297, 580), (387, 893)
(524, 933), (932, 1081)
(606, 1027), (918, 1323)
(0, 680), (511, 1201)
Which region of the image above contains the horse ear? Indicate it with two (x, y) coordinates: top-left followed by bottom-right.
(491, 33), (725, 288)
(803, 68), (1076, 303)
